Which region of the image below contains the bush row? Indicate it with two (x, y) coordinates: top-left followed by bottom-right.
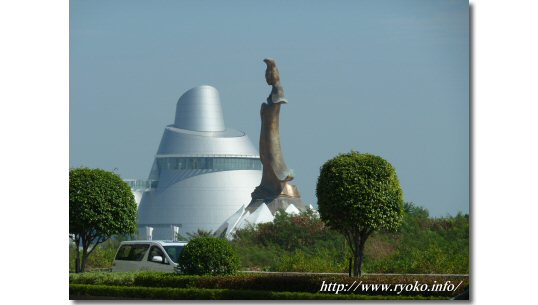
(70, 272), (468, 297)
(69, 284), (448, 300)
(134, 273), (468, 297)
(231, 204), (469, 274)
(69, 272), (135, 286)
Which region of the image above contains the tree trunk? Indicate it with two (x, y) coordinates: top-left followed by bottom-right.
(81, 246), (88, 273)
(353, 237), (360, 276)
(351, 232), (369, 276)
(357, 234), (367, 276)
(353, 254), (359, 276)
(74, 238), (81, 273)
(346, 230), (371, 276)
(357, 245), (364, 276)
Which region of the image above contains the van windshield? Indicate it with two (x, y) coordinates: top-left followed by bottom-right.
(115, 244), (149, 261)
(163, 246), (185, 264)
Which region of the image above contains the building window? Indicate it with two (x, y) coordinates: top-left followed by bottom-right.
(156, 157), (261, 171)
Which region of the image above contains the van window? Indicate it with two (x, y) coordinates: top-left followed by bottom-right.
(115, 244), (149, 261)
(163, 245), (185, 264)
(148, 246), (168, 264)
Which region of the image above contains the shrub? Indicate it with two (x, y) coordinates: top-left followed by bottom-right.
(70, 272), (467, 298)
(233, 274), (467, 297)
(231, 210), (349, 272)
(177, 237), (239, 275)
(69, 272), (135, 286)
(69, 238), (124, 272)
(362, 203), (469, 274)
(69, 284), (450, 300)
(271, 249), (348, 273)
(230, 200), (469, 274)
(232, 244), (285, 271)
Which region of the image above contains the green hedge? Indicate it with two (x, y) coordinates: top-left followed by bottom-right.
(134, 273), (467, 297)
(70, 272), (468, 297)
(69, 272), (135, 286)
(70, 284), (448, 300)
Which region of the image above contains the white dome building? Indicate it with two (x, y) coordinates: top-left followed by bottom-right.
(137, 85), (262, 239)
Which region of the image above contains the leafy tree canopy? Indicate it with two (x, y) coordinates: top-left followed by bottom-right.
(69, 167), (137, 272)
(316, 151), (404, 275)
(316, 151), (404, 233)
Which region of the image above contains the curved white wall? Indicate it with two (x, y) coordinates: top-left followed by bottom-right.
(138, 169), (261, 239)
(137, 85), (262, 239)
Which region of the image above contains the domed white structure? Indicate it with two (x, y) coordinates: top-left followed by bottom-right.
(136, 85), (262, 239)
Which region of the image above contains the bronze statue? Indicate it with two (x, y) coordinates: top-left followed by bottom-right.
(263, 58), (288, 105)
(247, 58), (307, 214)
(215, 59), (311, 238)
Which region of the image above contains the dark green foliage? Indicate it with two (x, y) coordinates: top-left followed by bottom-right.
(70, 273), (466, 299)
(231, 202), (469, 274)
(69, 238), (122, 272)
(231, 210), (349, 272)
(69, 168), (137, 240)
(69, 271), (136, 286)
(316, 152), (404, 232)
(316, 152), (404, 275)
(234, 209), (336, 251)
(131, 273), (467, 297)
(177, 237), (239, 275)
(364, 203), (469, 274)
(69, 167), (137, 272)
(69, 284), (448, 300)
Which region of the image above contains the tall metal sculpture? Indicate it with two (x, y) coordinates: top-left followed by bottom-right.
(215, 59), (310, 238)
(247, 58), (307, 214)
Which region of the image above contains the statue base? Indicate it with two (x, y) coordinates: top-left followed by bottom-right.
(215, 183), (312, 239)
(246, 182), (309, 215)
(245, 197), (309, 215)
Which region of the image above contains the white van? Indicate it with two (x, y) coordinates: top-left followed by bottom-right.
(111, 240), (188, 272)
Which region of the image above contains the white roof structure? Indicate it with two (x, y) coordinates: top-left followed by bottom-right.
(284, 204), (301, 215)
(239, 203), (274, 228)
(215, 201), (317, 239)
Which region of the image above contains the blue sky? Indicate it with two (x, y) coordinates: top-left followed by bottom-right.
(70, 0), (469, 217)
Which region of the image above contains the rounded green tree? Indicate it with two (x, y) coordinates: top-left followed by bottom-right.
(177, 237), (239, 275)
(316, 152), (404, 276)
(69, 168), (137, 272)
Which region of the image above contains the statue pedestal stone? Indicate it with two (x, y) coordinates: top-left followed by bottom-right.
(246, 196), (308, 215)
(247, 182), (308, 214)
